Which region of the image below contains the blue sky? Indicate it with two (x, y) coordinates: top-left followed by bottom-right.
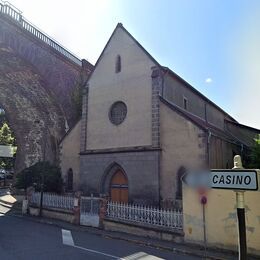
(11, 0), (260, 128)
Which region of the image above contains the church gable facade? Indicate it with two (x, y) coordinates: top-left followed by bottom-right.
(79, 24), (161, 205)
(60, 23), (259, 208)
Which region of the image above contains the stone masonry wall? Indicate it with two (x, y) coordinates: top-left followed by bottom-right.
(0, 15), (92, 172)
(80, 150), (160, 205)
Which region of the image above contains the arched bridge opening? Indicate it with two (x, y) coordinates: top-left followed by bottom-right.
(0, 2), (93, 172)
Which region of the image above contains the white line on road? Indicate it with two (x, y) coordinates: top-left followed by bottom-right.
(73, 245), (119, 259)
(121, 252), (164, 259)
(61, 229), (164, 259)
(62, 229), (118, 258)
(62, 229), (74, 246)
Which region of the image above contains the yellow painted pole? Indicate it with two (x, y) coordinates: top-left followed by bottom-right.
(232, 155), (247, 260)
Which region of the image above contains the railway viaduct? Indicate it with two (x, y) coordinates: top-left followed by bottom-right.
(0, 2), (93, 172)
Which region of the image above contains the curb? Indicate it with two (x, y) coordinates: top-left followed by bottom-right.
(103, 234), (228, 260)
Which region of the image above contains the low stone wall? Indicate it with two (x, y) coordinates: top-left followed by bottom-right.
(103, 218), (184, 243)
(29, 206), (75, 223)
(183, 185), (260, 257)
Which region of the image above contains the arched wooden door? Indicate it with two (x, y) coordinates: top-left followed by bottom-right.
(110, 170), (128, 203)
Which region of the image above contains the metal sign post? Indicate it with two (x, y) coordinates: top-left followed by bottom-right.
(233, 155), (247, 260)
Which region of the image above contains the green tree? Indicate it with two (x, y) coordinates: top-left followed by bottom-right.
(0, 123), (15, 146)
(0, 122), (16, 169)
(15, 162), (63, 193)
(249, 134), (260, 169)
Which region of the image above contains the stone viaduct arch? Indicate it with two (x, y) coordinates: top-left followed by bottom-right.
(0, 2), (93, 172)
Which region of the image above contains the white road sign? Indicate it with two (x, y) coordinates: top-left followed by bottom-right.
(211, 170), (258, 190)
(0, 145), (15, 158)
(182, 170), (259, 191)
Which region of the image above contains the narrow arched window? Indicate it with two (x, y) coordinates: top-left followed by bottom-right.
(176, 167), (186, 199)
(115, 55), (121, 73)
(67, 168), (73, 191)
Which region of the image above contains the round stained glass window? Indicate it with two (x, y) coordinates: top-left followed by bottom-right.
(109, 101), (127, 125)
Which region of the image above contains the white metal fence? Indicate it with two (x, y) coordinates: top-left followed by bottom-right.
(106, 202), (183, 230)
(30, 192), (74, 211)
(0, 1), (82, 66)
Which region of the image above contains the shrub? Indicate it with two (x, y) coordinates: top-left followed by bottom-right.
(15, 162), (63, 193)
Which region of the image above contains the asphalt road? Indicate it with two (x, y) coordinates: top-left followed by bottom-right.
(0, 214), (199, 260)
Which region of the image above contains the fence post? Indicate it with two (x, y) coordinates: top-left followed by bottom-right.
(22, 187), (35, 214)
(73, 191), (82, 225)
(24, 186), (34, 214)
(99, 196), (108, 229)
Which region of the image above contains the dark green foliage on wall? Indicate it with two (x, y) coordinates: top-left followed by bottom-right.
(15, 161), (63, 193)
(71, 67), (89, 118)
(71, 79), (83, 117)
(249, 135), (260, 169)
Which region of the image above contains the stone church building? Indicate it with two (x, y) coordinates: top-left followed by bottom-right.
(60, 23), (259, 208)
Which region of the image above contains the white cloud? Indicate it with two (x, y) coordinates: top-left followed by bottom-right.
(205, 78), (212, 83)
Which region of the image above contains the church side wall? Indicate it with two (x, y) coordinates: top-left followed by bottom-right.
(160, 102), (207, 208)
(59, 120), (81, 190)
(163, 74), (227, 130)
(209, 135), (235, 169)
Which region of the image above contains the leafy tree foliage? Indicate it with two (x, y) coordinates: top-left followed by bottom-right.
(249, 134), (260, 169)
(15, 162), (63, 193)
(71, 80), (83, 117)
(0, 122), (15, 146)
(71, 70), (88, 118)
(0, 122), (16, 169)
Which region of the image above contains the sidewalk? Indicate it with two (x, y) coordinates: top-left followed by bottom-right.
(0, 195), (257, 260)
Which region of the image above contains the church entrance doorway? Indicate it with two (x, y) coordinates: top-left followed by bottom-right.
(110, 170), (128, 203)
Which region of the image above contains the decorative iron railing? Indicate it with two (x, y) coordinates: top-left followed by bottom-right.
(106, 201), (183, 230)
(30, 192), (74, 210)
(0, 1), (82, 66)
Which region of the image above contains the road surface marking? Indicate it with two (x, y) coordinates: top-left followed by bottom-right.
(62, 229), (118, 258)
(73, 245), (119, 259)
(121, 252), (164, 259)
(61, 229), (164, 259)
(62, 229), (74, 246)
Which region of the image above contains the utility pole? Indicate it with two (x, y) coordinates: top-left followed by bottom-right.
(233, 155), (247, 260)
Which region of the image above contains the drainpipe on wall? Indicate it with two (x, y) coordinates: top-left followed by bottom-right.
(240, 143), (244, 155)
(158, 151), (161, 209)
(207, 129), (211, 168)
(204, 103), (208, 123)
